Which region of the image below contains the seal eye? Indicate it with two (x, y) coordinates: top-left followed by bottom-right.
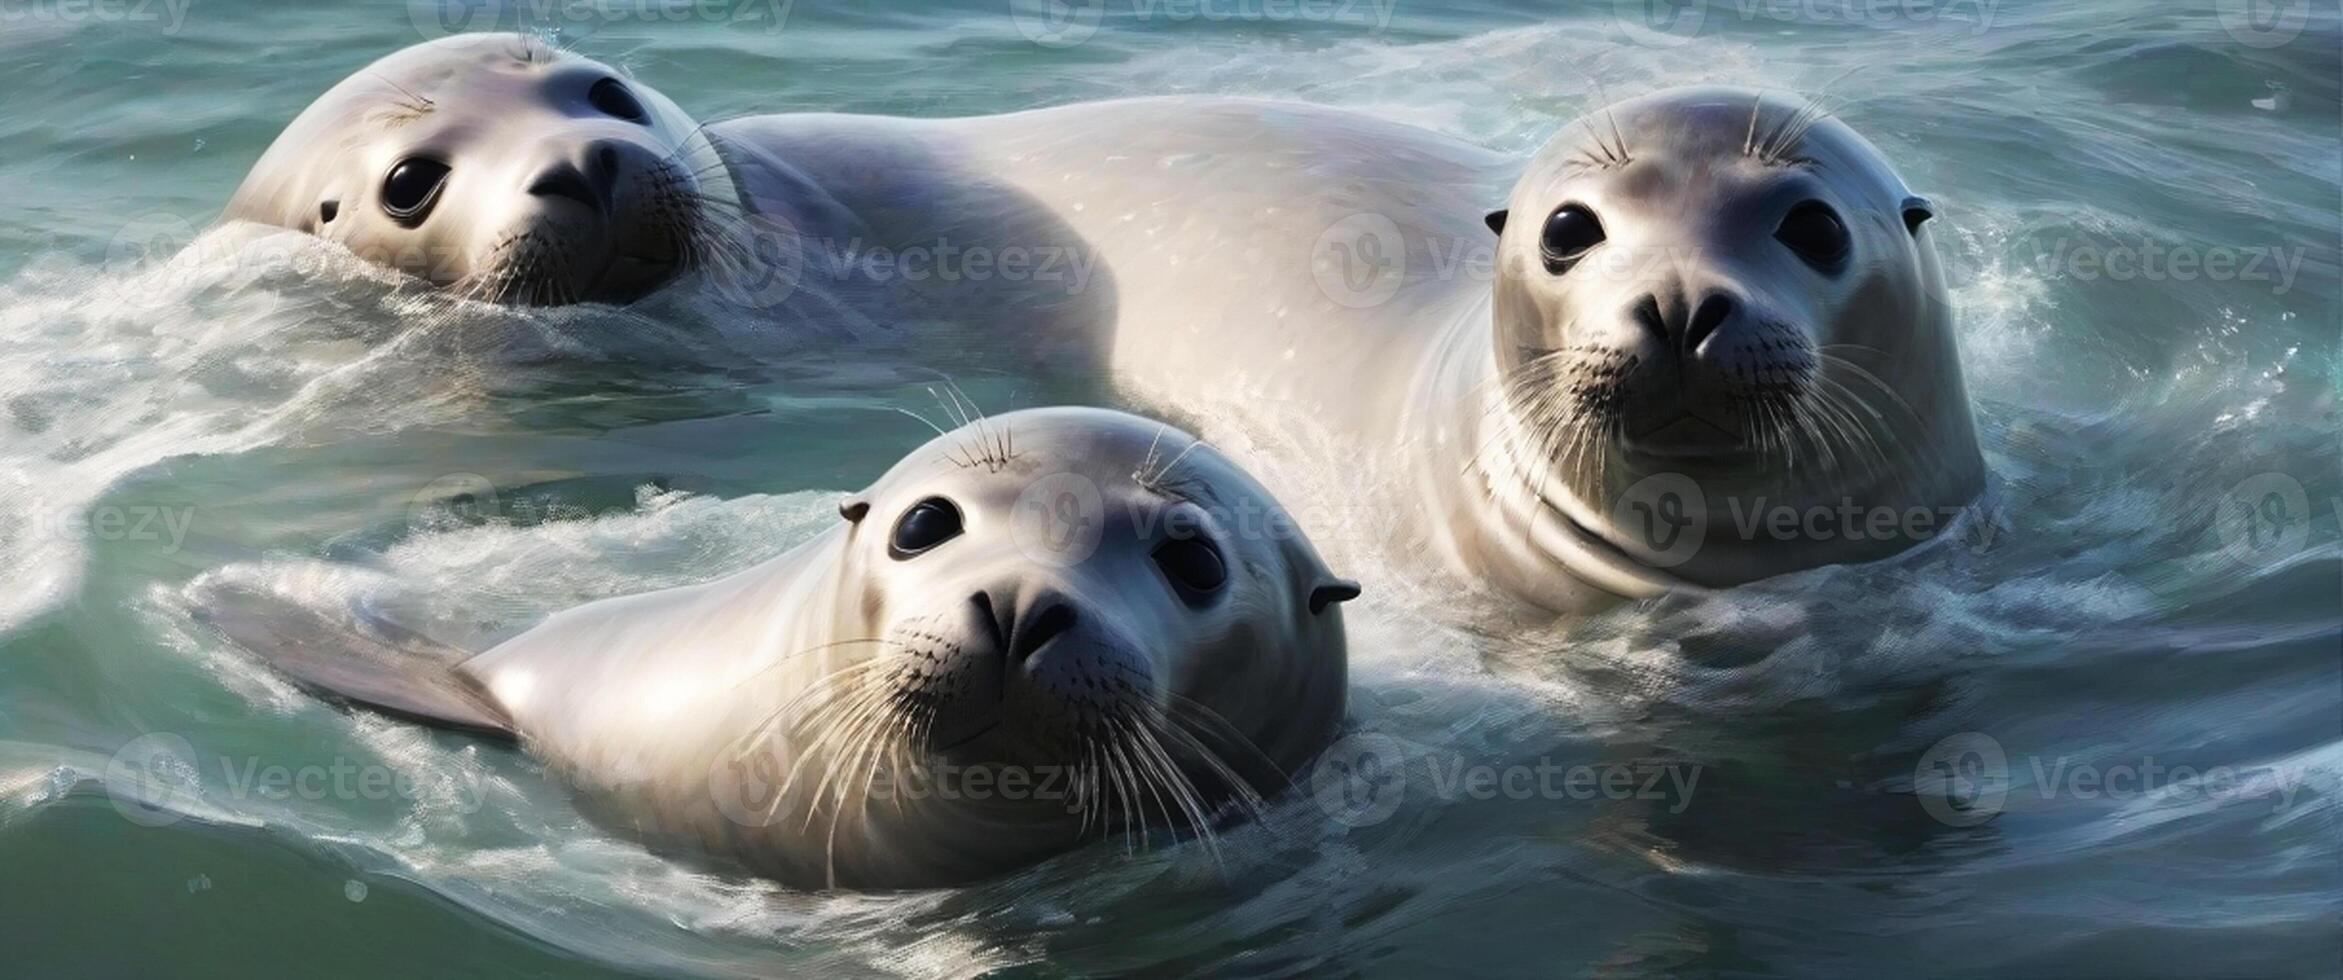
(380, 158), (450, 225)
(1775, 201), (1851, 270)
(589, 78), (648, 123)
(889, 497), (963, 557)
(1540, 204), (1605, 274)
(1152, 536), (1227, 599)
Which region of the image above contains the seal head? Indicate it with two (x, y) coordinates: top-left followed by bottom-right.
(763, 406), (1356, 885)
(224, 35), (715, 303)
(1481, 86), (1983, 588)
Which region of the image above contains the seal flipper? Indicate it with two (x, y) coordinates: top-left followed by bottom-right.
(192, 582), (517, 741)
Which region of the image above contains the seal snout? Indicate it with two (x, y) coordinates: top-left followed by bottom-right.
(903, 585), (1146, 760)
(1628, 289), (1738, 357)
(968, 588), (1082, 664)
(1593, 280), (1818, 464)
(523, 145), (620, 218)
(486, 137), (698, 303)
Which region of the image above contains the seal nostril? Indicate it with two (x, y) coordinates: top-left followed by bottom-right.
(971, 591), (1008, 650)
(1685, 293), (1736, 354)
(594, 147), (619, 181)
(1631, 295), (1667, 342)
(1009, 603), (1078, 664)
(526, 166), (599, 211)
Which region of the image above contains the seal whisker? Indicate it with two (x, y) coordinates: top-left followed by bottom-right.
(757, 680), (888, 826)
(1110, 715), (1183, 852)
(1161, 693), (1288, 788)
(1743, 90), (1767, 158)
(1152, 710), (1273, 826)
(890, 405), (954, 441)
(730, 655), (894, 762)
(1814, 350), (1915, 426)
(798, 681), (903, 833)
(1073, 740), (1103, 836)
(1122, 713), (1226, 867)
(1149, 699), (1277, 827)
(822, 688), (917, 884)
(1107, 738), (1149, 855)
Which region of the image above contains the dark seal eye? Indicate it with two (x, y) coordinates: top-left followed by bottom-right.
(1540, 204), (1605, 274)
(1776, 200), (1851, 270)
(889, 497), (963, 557)
(1152, 536), (1227, 599)
(380, 158), (450, 224)
(589, 78), (647, 123)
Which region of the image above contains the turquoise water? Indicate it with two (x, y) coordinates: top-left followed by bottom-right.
(3, 1), (2340, 976)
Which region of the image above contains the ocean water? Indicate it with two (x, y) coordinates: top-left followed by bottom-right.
(2, 1), (2339, 976)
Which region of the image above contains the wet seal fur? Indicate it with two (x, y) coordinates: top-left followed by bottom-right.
(197, 407), (1358, 889)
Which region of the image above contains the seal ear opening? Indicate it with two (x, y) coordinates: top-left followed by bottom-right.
(1901, 197), (1935, 236)
(1309, 579), (1362, 615)
(839, 495), (870, 523)
(1484, 209), (1508, 236)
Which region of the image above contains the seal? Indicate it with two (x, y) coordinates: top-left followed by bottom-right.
(739, 87), (1983, 608)
(197, 406), (1359, 889)
(224, 35), (1118, 372)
